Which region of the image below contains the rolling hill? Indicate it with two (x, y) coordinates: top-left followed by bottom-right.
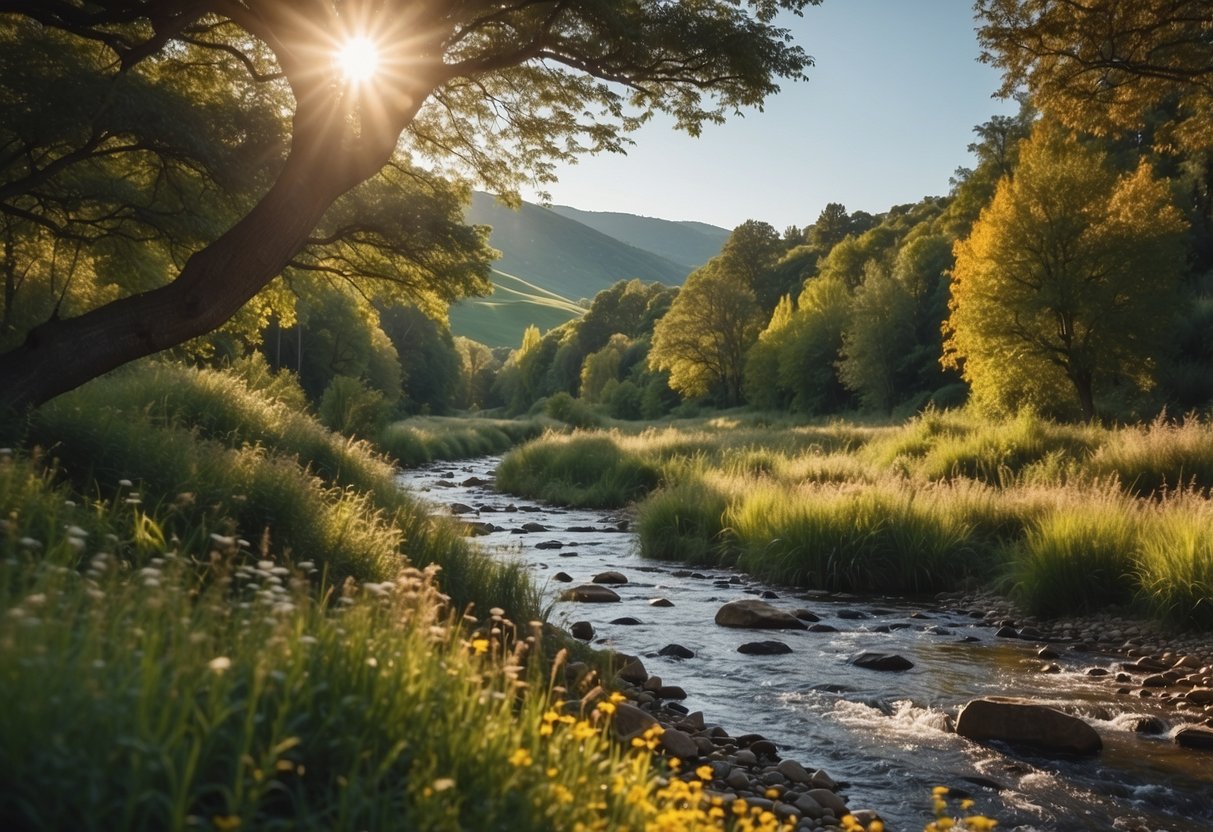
(448, 193), (727, 348)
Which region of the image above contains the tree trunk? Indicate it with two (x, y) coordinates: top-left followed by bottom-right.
(0, 155), (355, 413)
(1070, 368), (1097, 423)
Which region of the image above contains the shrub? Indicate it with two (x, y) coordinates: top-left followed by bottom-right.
(495, 434), (659, 508)
(636, 480), (730, 564)
(543, 392), (601, 429)
(318, 375), (392, 439)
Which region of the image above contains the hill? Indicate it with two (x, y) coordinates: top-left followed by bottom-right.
(546, 204), (730, 271)
(448, 193), (727, 348)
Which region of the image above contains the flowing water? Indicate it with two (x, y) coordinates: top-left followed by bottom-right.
(399, 457), (1213, 832)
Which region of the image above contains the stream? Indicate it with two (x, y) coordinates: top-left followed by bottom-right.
(399, 456), (1213, 832)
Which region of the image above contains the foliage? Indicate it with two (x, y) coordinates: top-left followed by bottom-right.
(838, 262), (916, 413)
(650, 263), (763, 406)
(495, 435), (659, 508)
(377, 416), (545, 467)
(543, 392), (602, 430)
(944, 120), (1188, 421)
(318, 375), (392, 439)
(977, 0), (1213, 153)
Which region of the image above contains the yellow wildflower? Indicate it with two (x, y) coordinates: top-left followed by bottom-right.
(471, 638), (489, 655)
(508, 748), (532, 767)
(696, 764), (714, 780)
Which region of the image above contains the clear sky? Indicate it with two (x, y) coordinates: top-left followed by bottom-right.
(524, 0), (1020, 232)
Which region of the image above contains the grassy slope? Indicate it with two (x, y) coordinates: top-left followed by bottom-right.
(545, 204), (729, 271)
(448, 269), (585, 348)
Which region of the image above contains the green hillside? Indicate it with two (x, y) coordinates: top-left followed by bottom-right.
(546, 204), (729, 270)
(452, 194), (708, 347)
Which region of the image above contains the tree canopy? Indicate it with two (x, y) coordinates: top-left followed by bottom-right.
(0, 0), (818, 412)
(944, 121), (1188, 421)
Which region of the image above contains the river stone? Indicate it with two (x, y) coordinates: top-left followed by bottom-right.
(659, 643), (695, 659)
(659, 727), (699, 760)
(808, 623), (838, 633)
(552, 571), (574, 582)
(593, 570), (628, 585)
(733, 749), (758, 766)
(612, 702), (659, 741)
(794, 793), (823, 818)
(726, 767), (750, 790)
(611, 617), (644, 626)
(561, 584), (620, 602)
(836, 609), (867, 620)
(1185, 688), (1213, 705)
(460, 476), (488, 487)
(570, 621), (594, 640)
(792, 608), (821, 622)
(749, 739), (779, 760)
(776, 759), (813, 785)
(534, 539), (564, 549)
(520, 521), (547, 532)
(1124, 715), (1166, 734)
(1176, 726), (1213, 750)
(995, 626), (1019, 638)
(657, 685), (688, 700)
(850, 652), (914, 672)
(649, 597), (675, 607)
(738, 640), (793, 656)
(955, 697), (1102, 755)
(615, 657), (648, 684)
(811, 769), (837, 790)
(1141, 674), (1169, 687)
(715, 599), (808, 630)
(449, 502), (476, 515)
(807, 788), (848, 814)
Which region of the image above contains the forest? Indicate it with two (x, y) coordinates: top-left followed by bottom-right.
(2, 1), (1213, 831)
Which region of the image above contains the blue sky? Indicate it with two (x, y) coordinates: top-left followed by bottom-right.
(524, 0), (1020, 232)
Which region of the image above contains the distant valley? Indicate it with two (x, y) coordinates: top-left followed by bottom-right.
(449, 192), (729, 347)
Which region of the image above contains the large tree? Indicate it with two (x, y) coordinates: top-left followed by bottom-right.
(649, 263), (762, 405)
(0, 0), (817, 412)
(943, 121), (1187, 421)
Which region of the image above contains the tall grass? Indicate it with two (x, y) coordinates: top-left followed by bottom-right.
(27, 363), (537, 620)
(496, 434), (660, 508)
(1136, 496), (1213, 628)
(0, 453), (730, 832)
(636, 478), (730, 565)
(378, 416), (546, 467)
(1089, 415), (1213, 496)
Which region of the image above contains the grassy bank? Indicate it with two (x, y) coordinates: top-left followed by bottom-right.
(378, 416), (547, 467)
(495, 411), (1213, 628)
(5, 363), (821, 831)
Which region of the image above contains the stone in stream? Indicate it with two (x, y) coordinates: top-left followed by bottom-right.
(649, 598), (675, 607)
(792, 608), (821, 622)
(1123, 715), (1166, 734)
(836, 609), (867, 620)
(1185, 688), (1213, 705)
(570, 621), (594, 640)
(615, 657), (648, 685)
(460, 476), (489, 487)
(611, 617), (644, 626)
(1175, 726), (1213, 750)
(561, 584), (620, 603)
(534, 539), (563, 549)
(658, 727), (699, 760)
(551, 571), (574, 583)
(850, 652), (914, 672)
(659, 643), (695, 659)
(995, 626), (1019, 639)
(807, 623), (838, 633)
(738, 640), (793, 656)
(519, 521), (547, 533)
(592, 570), (628, 585)
(714, 599), (807, 630)
(449, 502), (477, 515)
(612, 702), (658, 741)
(955, 697), (1102, 755)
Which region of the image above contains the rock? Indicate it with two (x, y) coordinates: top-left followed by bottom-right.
(793, 794), (823, 817)
(552, 571), (574, 583)
(1124, 715), (1166, 734)
(810, 769), (837, 790)
(520, 522), (547, 533)
(464, 521), (494, 536)
(733, 749), (758, 766)
(1086, 667), (1110, 677)
(792, 608), (821, 622)
(749, 739), (779, 760)
(850, 652), (914, 672)
(836, 609), (867, 620)
(1176, 726), (1213, 750)
(1185, 688), (1213, 705)
(612, 702), (659, 741)
(461, 476), (488, 487)
(611, 617), (644, 626)
(535, 539), (564, 550)
(726, 768), (750, 790)
(995, 626), (1019, 639)
(561, 584), (620, 602)
(1142, 674), (1169, 687)
(659, 728), (699, 760)
(659, 643), (695, 659)
(760, 590), (780, 599)
(616, 658), (648, 685)
(807, 788), (848, 815)
(738, 640), (793, 656)
(449, 502), (477, 515)
(649, 597), (675, 607)
(955, 697), (1102, 755)
(570, 621), (594, 640)
(657, 685), (688, 700)
(776, 759), (813, 785)
(1037, 646), (1059, 660)
(714, 599), (808, 630)
(592, 570), (628, 585)
(807, 623), (838, 633)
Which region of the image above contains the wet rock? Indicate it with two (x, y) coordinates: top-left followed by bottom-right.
(1185, 688), (1213, 705)
(1086, 667), (1110, 677)
(1141, 674), (1169, 688)
(449, 502), (477, 515)
(836, 609), (867, 620)
(1040, 663), (1061, 674)
(592, 570), (629, 585)
(561, 584), (621, 602)
(925, 626), (953, 636)
(520, 521), (547, 533)
(611, 617), (644, 626)
(1037, 646), (1059, 660)
(460, 476), (488, 487)
(1177, 726), (1213, 750)
(955, 697), (1102, 755)
(659, 727), (699, 760)
(959, 775), (1005, 792)
(559, 551), (579, 557)
(995, 626), (1019, 639)
(657, 685), (688, 700)
(726, 768), (750, 790)
(850, 652), (914, 672)
(534, 539), (564, 549)
(612, 702), (658, 741)
(807, 788), (847, 814)
(807, 623), (838, 633)
(810, 769), (837, 790)
(434, 479), (456, 488)
(792, 608), (821, 622)
(714, 599), (808, 630)
(749, 739), (779, 760)
(464, 521), (495, 536)
(760, 590), (780, 599)
(659, 643), (695, 659)
(552, 571), (574, 582)
(570, 621), (594, 641)
(738, 640), (793, 656)
(649, 598), (675, 607)
(1124, 715), (1166, 734)
(776, 759), (812, 785)
(616, 658), (648, 685)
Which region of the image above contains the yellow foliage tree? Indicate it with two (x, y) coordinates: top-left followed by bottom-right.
(943, 121), (1187, 421)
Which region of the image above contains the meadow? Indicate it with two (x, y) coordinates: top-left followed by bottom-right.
(496, 409), (1213, 629)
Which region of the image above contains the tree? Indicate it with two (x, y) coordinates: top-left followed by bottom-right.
(743, 293), (795, 410)
(943, 121), (1187, 421)
(0, 0), (818, 412)
(837, 261), (915, 413)
(977, 0), (1213, 152)
(649, 264), (762, 405)
(809, 202), (852, 252)
(715, 220), (787, 311)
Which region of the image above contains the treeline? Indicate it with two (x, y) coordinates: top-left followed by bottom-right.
(486, 102), (1213, 424)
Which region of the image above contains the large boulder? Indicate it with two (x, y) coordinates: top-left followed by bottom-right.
(850, 652), (914, 672)
(714, 599), (807, 630)
(1175, 726), (1213, 751)
(956, 697), (1102, 755)
(560, 584), (621, 602)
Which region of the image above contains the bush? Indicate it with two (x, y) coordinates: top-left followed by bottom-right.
(636, 480), (729, 564)
(543, 392), (601, 429)
(607, 380), (644, 420)
(495, 434), (659, 508)
(318, 375), (392, 439)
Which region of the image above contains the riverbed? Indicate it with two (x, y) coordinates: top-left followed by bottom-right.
(399, 456), (1213, 831)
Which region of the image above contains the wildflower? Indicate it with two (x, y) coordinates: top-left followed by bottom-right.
(609, 691), (626, 703)
(961, 799), (974, 810)
(696, 764), (714, 781)
(431, 777), (455, 792)
(596, 701), (616, 716)
(508, 748), (532, 767)
(764, 787), (780, 799)
(212, 815), (241, 830)
(208, 656), (233, 674)
(932, 786), (949, 797)
(471, 638), (490, 655)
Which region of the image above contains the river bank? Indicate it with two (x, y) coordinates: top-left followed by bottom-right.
(405, 454), (1213, 832)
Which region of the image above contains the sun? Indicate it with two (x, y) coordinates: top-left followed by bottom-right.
(336, 36), (379, 82)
